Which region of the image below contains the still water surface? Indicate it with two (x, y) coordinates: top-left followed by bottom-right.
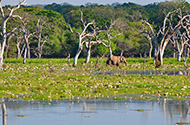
(1, 100), (190, 125)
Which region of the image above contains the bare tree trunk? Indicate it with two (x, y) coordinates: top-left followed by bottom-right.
(120, 50), (123, 56)
(37, 19), (41, 58)
(109, 47), (113, 57)
(187, 48), (190, 58)
(160, 51), (164, 66)
(36, 19), (48, 59)
(146, 34), (153, 58)
(5, 34), (15, 59)
(66, 53), (70, 63)
(107, 34), (113, 57)
(2, 103), (7, 125)
(16, 42), (24, 59)
(21, 22), (34, 59)
(24, 36), (30, 59)
(142, 8), (183, 67)
(149, 44), (152, 58)
(67, 12), (95, 67)
(177, 53), (182, 61)
(0, 0), (26, 68)
(23, 48), (27, 64)
(16, 45), (21, 59)
(73, 44), (83, 66)
(153, 38), (159, 65)
(39, 53), (42, 59)
(0, 22), (7, 68)
(85, 46), (91, 64)
(173, 46), (176, 58)
(177, 43), (184, 62)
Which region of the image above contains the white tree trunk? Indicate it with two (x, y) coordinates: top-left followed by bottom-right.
(177, 53), (182, 61)
(2, 103), (7, 125)
(24, 35), (30, 59)
(160, 50), (164, 65)
(0, 0), (26, 68)
(16, 44), (21, 59)
(187, 48), (190, 58)
(147, 35), (153, 58)
(108, 36), (113, 57)
(0, 50), (3, 68)
(37, 19), (47, 59)
(173, 43), (176, 58)
(176, 42), (184, 62)
(38, 53), (42, 59)
(23, 48), (27, 64)
(85, 46), (91, 64)
(0, 22), (7, 68)
(73, 43), (83, 66)
(149, 46), (152, 58)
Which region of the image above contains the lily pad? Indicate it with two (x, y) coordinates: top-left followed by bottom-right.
(18, 115), (26, 117)
(176, 122), (190, 125)
(136, 109), (144, 112)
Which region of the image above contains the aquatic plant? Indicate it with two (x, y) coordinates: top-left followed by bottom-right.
(0, 58), (190, 101)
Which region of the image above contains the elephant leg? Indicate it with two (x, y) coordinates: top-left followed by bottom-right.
(110, 60), (114, 66)
(116, 63), (120, 66)
(106, 60), (109, 65)
(107, 60), (113, 66)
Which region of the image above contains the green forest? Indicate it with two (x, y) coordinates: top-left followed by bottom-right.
(2, 0), (190, 59)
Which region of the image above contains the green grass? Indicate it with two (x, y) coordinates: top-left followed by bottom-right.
(0, 58), (190, 101)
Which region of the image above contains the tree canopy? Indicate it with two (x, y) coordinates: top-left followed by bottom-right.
(3, 0), (190, 58)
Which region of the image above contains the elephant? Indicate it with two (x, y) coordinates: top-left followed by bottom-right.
(106, 56), (128, 66)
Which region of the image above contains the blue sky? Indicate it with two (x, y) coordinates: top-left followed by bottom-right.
(2, 0), (189, 6)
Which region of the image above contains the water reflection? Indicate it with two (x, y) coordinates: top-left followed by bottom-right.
(1, 103), (7, 125)
(1, 100), (190, 125)
(97, 70), (190, 76)
(161, 100), (190, 124)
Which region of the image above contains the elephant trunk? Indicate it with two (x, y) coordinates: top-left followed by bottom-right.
(124, 60), (128, 66)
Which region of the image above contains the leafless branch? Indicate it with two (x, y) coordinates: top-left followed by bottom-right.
(66, 23), (80, 35)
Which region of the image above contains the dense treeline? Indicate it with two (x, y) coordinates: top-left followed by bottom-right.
(3, 0), (190, 58)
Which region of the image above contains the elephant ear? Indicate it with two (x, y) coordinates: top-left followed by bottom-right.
(120, 56), (125, 62)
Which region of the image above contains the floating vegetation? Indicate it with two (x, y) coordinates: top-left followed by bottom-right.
(17, 115), (26, 117)
(135, 109), (145, 112)
(0, 58), (190, 101)
(176, 122), (190, 125)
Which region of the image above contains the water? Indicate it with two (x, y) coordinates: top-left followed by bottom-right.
(97, 70), (190, 76)
(0, 100), (190, 125)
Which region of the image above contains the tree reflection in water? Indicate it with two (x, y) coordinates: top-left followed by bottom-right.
(160, 99), (190, 124)
(1, 100), (190, 125)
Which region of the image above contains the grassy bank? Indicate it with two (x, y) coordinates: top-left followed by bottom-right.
(0, 58), (190, 101)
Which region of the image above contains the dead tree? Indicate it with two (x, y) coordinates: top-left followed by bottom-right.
(180, 14), (190, 64)
(84, 24), (99, 64)
(142, 8), (184, 67)
(4, 27), (17, 59)
(23, 47), (27, 64)
(85, 38), (93, 64)
(67, 11), (95, 66)
(35, 19), (48, 59)
(104, 20), (117, 58)
(142, 20), (160, 64)
(170, 31), (189, 61)
(16, 32), (25, 59)
(83, 20), (121, 64)
(66, 53), (70, 63)
(141, 27), (153, 58)
(21, 20), (34, 59)
(2, 103), (7, 125)
(96, 20), (121, 58)
(0, 0), (26, 69)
